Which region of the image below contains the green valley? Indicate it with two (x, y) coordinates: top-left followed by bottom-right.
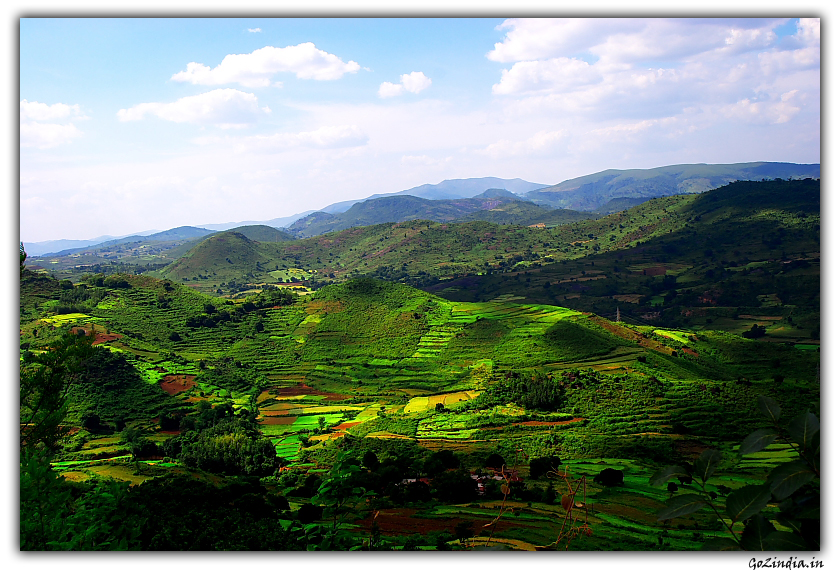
(20, 178), (820, 552)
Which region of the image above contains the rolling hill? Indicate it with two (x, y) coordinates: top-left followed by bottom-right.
(18, 268), (820, 550)
(225, 225), (295, 243)
(160, 231), (276, 282)
(153, 179), (819, 342)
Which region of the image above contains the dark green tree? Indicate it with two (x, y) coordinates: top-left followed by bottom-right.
(311, 452), (375, 543)
(20, 332), (96, 452)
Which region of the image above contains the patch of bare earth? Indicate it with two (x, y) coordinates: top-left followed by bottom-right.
(159, 374), (197, 396)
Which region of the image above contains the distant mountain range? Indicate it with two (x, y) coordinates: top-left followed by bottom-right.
(319, 177), (550, 214)
(286, 189), (594, 238)
(23, 230), (160, 257)
(24, 163), (818, 256)
(159, 178), (820, 307)
(30, 226), (218, 258)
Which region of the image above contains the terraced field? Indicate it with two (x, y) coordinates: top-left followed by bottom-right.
(20, 269), (819, 551)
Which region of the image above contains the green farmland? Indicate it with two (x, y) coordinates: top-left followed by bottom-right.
(20, 266), (819, 551)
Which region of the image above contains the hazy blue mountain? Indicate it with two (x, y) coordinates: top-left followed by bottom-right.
(42, 226), (217, 258)
(319, 177), (549, 214)
(197, 211), (316, 231)
(24, 231), (159, 257)
(288, 193), (544, 238)
(525, 162), (820, 211)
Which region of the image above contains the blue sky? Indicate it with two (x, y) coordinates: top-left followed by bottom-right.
(19, 16), (821, 243)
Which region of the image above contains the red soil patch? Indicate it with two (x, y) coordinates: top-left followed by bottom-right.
(70, 326), (124, 345)
(267, 384), (346, 401)
(92, 333), (123, 345)
(333, 421), (362, 431)
(592, 316), (672, 355)
(159, 374), (197, 396)
(681, 347), (699, 357)
(258, 416), (297, 426)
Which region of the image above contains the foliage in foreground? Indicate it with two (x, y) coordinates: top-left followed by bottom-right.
(650, 396), (819, 551)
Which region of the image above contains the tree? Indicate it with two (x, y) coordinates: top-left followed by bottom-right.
(120, 426), (153, 474)
(20, 332), (96, 452)
(362, 451), (380, 472)
(454, 520), (475, 546)
(311, 452), (375, 539)
(485, 453), (505, 470)
(20, 241), (27, 277)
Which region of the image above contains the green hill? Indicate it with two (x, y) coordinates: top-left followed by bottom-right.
(456, 201), (596, 226)
(20, 273), (818, 442)
(225, 225), (295, 243)
(160, 231), (273, 282)
(154, 178), (819, 315)
(432, 178), (820, 338)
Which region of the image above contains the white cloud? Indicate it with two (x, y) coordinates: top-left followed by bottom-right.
(234, 125), (369, 153)
(247, 28), (262, 33)
(487, 19), (639, 63)
(378, 81), (404, 98)
(492, 57), (599, 95)
(20, 99), (87, 149)
(20, 99), (85, 121)
(478, 129), (567, 159)
(117, 89), (269, 129)
(718, 90), (803, 124)
(487, 17), (819, 131)
(171, 43), (360, 88)
(20, 121), (83, 149)
(488, 18), (787, 65)
(378, 71), (431, 97)
(400, 71), (432, 93)
(796, 18), (820, 46)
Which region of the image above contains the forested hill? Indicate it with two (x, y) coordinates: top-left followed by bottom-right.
(433, 178), (820, 334)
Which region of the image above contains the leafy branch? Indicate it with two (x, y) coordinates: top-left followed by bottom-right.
(649, 396), (819, 551)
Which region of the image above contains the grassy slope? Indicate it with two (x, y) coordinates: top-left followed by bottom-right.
(20, 275), (818, 437)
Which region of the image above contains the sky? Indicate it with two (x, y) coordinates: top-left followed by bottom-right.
(19, 16), (821, 243)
